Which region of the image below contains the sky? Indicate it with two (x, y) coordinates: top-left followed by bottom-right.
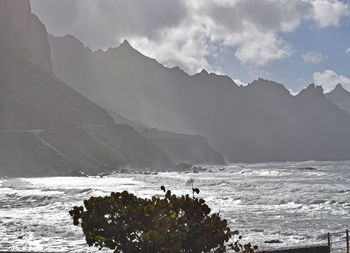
(30, 0), (350, 93)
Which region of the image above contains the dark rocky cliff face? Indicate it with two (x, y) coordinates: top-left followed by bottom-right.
(49, 34), (350, 162)
(0, 0), (52, 71)
(0, 0), (174, 176)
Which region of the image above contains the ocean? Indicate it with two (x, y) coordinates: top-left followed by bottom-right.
(1, 161), (350, 252)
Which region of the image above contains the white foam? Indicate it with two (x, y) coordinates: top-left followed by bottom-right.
(1, 178), (33, 190)
(1, 161), (350, 252)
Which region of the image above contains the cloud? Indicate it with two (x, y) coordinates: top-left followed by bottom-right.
(302, 51), (327, 64)
(233, 32), (293, 67)
(233, 79), (247, 86)
(346, 48), (350, 54)
(129, 21), (215, 74)
(31, 0), (188, 49)
(197, 0), (307, 67)
(313, 69), (350, 92)
(311, 0), (350, 28)
(30, 0), (350, 74)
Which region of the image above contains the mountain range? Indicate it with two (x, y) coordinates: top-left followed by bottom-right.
(48, 34), (350, 162)
(0, 0), (224, 177)
(1, 0), (350, 177)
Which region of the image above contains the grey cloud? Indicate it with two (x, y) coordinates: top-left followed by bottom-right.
(31, 0), (188, 49)
(204, 0), (312, 34)
(30, 0), (81, 35)
(31, 0), (350, 71)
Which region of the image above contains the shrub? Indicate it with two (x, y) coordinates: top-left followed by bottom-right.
(69, 186), (257, 253)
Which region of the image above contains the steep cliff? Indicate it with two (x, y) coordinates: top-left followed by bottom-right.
(0, 0), (173, 176)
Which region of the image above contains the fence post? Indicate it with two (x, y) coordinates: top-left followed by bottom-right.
(346, 230), (349, 253)
(328, 232), (331, 253)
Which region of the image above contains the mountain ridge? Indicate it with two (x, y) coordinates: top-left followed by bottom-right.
(49, 34), (350, 162)
(325, 83), (350, 116)
(0, 0), (176, 176)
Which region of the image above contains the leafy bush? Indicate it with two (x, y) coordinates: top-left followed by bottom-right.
(70, 186), (257, 253)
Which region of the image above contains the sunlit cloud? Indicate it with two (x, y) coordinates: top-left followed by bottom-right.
(233, 79), (247, 86)
(31, 0), (350, 74)
(313, 69), (350, 92)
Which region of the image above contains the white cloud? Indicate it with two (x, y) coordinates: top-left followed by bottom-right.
(129, 21), (215, 74)
(313, 69), (350, 92)
(346, 48), (350, 54)
(233, 79), (247, 86)
(199, 0), (306, 67)
(31, 0), (350, 74)
(31, 0), (188, 49)
(233, 29), (293, 67)
(312, 0), (350, 27)
(302, 51), (327, 64)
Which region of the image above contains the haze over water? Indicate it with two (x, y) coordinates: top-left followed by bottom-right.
(1, 161), (350, 252)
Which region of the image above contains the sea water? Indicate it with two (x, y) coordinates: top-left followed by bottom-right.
(1, 161), (350, 252)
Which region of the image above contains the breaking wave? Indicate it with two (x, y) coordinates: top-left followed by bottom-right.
(0, 161), (350, 252)
(1, 178), (33, 190)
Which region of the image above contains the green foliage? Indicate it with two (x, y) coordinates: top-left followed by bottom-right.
(230, 236), (259, 253)
(69, 186), (257, 253)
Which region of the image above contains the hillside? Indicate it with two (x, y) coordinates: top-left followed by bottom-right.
(49, 35), (350, 162)
(0, 0), (173, 176)
(325, 84), (350, 115)
(107, 109), (225, 165)
(141, 128), (225, 165)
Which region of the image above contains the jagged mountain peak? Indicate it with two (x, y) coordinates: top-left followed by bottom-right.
(325, 83), (350, 115)
(121, 39), (131, 46)
(192, 69), (210, 78)
(331, 83), (349, 94)
(247, 78), (291, 95)
(115, 39), (136, 52)
(200, 69), (209, 75)
(103, 38), (150, 61)
(335, 83), (344, 89)
(191, 69), (238, 89)
(249, 78), (281, 87)
(48, 31), (350, 163)
(297, 83), (324, 97)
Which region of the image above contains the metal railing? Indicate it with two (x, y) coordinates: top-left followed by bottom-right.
(328, 230), (349, 253)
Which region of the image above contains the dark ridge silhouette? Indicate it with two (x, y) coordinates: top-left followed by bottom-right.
(49, 34), (350, 162)
(0, 0), (51, 71)
(0, 0), (174, 176)
(325, 84), (350, 115)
